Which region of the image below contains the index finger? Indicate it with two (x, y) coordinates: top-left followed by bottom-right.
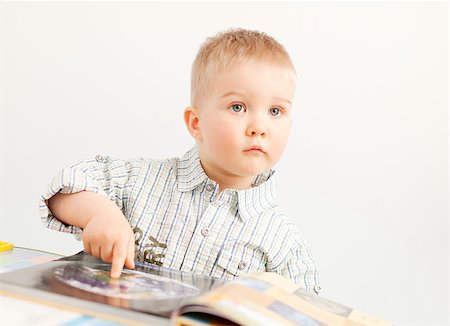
(124, 233), (135, 269)
(110, 242), (127, 278)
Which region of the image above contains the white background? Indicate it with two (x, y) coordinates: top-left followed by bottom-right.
(0, 2), (448, 325)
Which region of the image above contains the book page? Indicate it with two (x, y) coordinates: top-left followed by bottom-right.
(173, 273), (392, 326)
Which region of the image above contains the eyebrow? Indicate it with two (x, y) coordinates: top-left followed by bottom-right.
(220, 91), (292, 106)
(220, 91), (246, 99)
(274, 96), (292, 106)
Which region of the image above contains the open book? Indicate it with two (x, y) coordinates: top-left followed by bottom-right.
(172, 272), (392, 326)
(0, 251), (391, 325)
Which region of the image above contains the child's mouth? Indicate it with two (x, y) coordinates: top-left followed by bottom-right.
(244, 146), (265, 153)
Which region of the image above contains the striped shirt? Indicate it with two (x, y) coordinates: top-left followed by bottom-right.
(39, 146), (321, 294)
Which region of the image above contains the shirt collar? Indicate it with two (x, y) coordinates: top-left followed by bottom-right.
(236, 171), (277, 223)
(176, 146), (208, 192)
(176, 146), (277, 222)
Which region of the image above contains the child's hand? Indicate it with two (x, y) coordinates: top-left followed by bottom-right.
(82, 211), (135, 278)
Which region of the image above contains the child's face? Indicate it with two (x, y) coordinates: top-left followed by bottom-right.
(187, 59), (295, 188)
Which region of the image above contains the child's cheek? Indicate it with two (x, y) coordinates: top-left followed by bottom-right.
(213, 130), (238, 159)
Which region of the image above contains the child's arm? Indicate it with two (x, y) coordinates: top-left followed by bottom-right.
(39, 155), (145, 278)
(267, 234), (321, 294)
(48, 191), (135, 278)
(282, 238), (321, 294)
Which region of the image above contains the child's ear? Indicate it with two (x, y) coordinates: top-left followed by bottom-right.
(184, 106), (202, 140)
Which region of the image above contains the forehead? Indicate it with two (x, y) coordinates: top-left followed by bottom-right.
(209, 59), (296, 100)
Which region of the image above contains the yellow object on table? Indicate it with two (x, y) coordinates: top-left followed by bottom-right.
(0, 241), (14, 252)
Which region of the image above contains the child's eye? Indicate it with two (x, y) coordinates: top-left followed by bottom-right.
(229, 103), (245, 113)
(269, 107), (281, 116)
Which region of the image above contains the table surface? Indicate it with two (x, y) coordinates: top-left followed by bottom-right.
(0, 246), (62, 273)
(0, 246), (169, 326)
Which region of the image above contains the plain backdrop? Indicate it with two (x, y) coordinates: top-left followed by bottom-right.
(0, 2), (448, 325)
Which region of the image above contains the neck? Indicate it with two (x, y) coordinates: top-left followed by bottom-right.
(199, 160), (255, 193)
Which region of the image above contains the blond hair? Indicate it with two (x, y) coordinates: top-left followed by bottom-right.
(191, 28), (295, 107)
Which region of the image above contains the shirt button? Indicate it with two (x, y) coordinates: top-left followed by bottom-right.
(238, 261), (247, 270)
(95, 154), (108, 163)
(201, 228), (209, 237)
(206, 183), (214, 192)
(314, 285), (322, 294)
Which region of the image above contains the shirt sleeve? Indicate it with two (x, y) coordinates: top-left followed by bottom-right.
(269, 231), (321, 295)
(38, 154), (142, 239)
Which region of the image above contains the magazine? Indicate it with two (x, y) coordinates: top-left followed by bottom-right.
(0, 251), (392, 325)
(0, 251), (222, 320)
(172, 272), (392, 326)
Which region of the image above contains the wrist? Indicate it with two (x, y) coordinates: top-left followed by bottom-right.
(86, 203), (123, 224)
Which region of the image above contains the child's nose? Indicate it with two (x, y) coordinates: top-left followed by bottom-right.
(246, 118), (267, 137)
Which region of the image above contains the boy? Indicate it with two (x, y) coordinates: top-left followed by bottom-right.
(39, 28), (321, 294)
